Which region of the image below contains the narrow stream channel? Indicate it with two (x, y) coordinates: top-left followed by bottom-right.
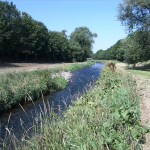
(0, 63), (104, 140)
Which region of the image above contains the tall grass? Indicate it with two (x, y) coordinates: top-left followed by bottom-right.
(6, 67), (147, 150)
(0, 61), (94, 113)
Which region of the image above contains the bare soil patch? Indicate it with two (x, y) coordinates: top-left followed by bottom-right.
(0, 62), (73, 74)
(134, 75), (150, 150)
(116, 63), (150, 150)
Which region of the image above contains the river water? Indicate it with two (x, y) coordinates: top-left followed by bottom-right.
(0, 63), (104, 140)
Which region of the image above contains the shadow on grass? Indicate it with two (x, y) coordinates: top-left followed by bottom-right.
(0, 63), (21, 68)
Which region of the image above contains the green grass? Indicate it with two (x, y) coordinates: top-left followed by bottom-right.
(63, 61), (95, 72)
(0, 61), (94, 113)
(128, 70), (150, 78)
(94, 59), (120, 64)
(125, 60), (150, 78)
(5, 67), (148, 150)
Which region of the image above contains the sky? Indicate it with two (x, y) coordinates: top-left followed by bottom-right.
(3, 0), (127, 53)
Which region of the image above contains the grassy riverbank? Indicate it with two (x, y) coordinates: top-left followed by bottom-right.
(128, 70), (150, 78)
(0, 61), (94, 113)
(7, 66), (147, 149)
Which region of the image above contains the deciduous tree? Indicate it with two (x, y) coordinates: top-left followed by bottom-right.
(70, 27), (97, 61)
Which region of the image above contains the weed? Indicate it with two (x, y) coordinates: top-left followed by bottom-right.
(107, 62), (117, 71)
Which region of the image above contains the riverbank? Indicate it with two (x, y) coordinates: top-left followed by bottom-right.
(116, 62), (150, 150)
(0, 61), (94, 113)
(6, 66), (147, 149)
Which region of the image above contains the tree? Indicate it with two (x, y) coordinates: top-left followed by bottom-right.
(19, 13), (50, 60)
(70, 27), (97, 61)
(94, 50), (106, 60)
(109, 40), (125, 61)
(0, 1), (98, 62)
(118, 0), (150, 64)
(95, 40), (125, 61)
(32, 21), (49, 60)
(69, 41), (82, 62)
(118, 0), (150, 32)
(49, 31), (70, 61)
(19, 12), (36, 60)
(0, 1), (21, 60)
(122, 32), (142, 65)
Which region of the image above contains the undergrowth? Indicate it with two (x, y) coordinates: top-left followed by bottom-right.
(3, 67), (148, 150)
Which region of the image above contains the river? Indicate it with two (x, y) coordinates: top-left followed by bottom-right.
(0, 63), (104, 141)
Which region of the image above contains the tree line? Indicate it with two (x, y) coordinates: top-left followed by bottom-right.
(94, 0), (150, 65)
(0, 1), (97, 62)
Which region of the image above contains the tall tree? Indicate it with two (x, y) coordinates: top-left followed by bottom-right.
(118, 0), (150, 32)
(70, 27), (97, 61)
(118, 0), (150, 64)
(123, 31), (150, 65)
(123, 33), (142, 65)
(0, 1), (21, 60)
(19, 12), (36, 60)
(94, 50), (107, 60)
(69, 41), (82, 62)
(32, 21), (49, 60)
(49, 31), (70, 61)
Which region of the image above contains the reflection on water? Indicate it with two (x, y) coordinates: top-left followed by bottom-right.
(0, 63), (104, 140)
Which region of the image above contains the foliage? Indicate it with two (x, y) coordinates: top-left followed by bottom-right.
(49, 31), (70, 61)
(117, 0), (150, 65)
(6, 66), (148, 149)
(0, 1), (96, 62)
(94, 39), (125, 61)
(0, 1), (21, 60)
(98, 68), (148, 149)
(123, 31), (150, 65)
(94, 49), (109, 60)
(69, 41), (82, 62)
(70, 27), (97, 61)
(118, 0), (150, 32)
(94, 30), (150, 65)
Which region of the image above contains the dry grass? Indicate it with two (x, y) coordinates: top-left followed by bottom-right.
(0, 62), (75, 74)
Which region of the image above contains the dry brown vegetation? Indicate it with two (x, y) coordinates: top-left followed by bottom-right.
(107, 62), (116, 71)
(0, 62), (74, 74)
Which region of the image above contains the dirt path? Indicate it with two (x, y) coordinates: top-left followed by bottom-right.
(134, 75), (150, 150)
(0, 62), (74, 74)
(116, 63), (150, 149)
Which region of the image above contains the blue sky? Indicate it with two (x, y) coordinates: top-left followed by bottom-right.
(3, 0), (127, 53)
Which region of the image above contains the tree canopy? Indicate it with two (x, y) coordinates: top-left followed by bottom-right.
(70, 27), (97, 61)
(94, 39), (125, 61)
(118, 0), (150, 32)
(109, 0), (150, 65)
(0, 1), (96, 62)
